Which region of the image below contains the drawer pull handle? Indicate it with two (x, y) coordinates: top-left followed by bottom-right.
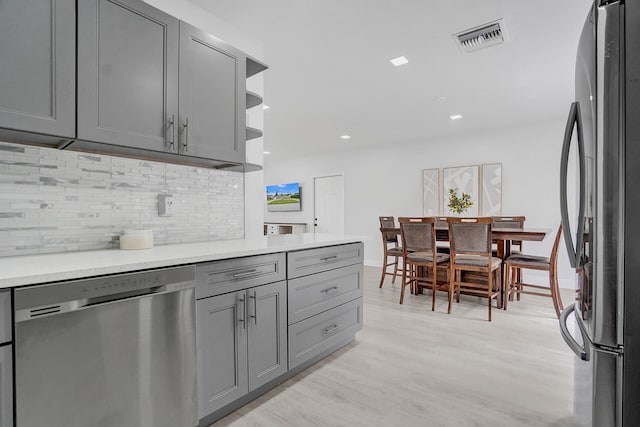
(321, 286), (339, 294)
(233, 269), (258, 278)
(323, 324), (339, 334)
(320, 256), (338, 262)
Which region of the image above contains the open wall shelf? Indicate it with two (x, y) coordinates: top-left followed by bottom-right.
(246, 126), (263, 141)
(246, 91), (263, 109)
(247, 56), (268, 78)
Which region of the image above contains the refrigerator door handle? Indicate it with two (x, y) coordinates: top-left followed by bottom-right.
(559, 101), (587, 268)
(559, 303), (589, 361)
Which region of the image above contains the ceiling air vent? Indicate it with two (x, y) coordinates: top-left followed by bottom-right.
(453, 19), (507, 53)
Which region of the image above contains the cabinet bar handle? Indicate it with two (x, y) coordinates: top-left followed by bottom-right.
(183, 117), (189, 152)
(320, 256), (338, 262)
(237, 294), (246, 330)
(323, 324), (339, 334)
(249, 291), (258, 325)
(167, 114), (175, 149)
(321, 286), (339, 294)
(233, 269), (258, 279)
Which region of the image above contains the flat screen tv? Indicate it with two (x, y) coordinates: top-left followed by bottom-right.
(266, 182), (301, 212)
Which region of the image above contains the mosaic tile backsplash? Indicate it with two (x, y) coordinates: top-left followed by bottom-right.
(0, 141), (244, 257)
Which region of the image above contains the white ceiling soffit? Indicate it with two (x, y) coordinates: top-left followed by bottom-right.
(453, 18), (508, 53)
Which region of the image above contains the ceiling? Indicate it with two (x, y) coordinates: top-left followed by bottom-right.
(193, 0), (593, 162)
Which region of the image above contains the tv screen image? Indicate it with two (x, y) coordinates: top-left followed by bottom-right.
(266, 182), (301, 212)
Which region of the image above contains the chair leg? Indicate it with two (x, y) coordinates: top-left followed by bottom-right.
(399, 261), (409, 304)
(455, 270), (461, 303)
(431, 266), (437, 312)
(378, 255), (387, 288)
(391, 256), (399, 284)
(516, 268), (522, 301)
(447, 267), (454, 314)
(487, 269), (493, 322)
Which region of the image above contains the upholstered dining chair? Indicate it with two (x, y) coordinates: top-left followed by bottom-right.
(447, 217), (503, 321)
(379, 216), (403, 288)
(503, 224), (564, 318)
(398, 217), (449, 309)
(492, 216), (526, 255)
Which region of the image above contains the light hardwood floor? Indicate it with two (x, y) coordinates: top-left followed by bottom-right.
(210, 266), (574, 427)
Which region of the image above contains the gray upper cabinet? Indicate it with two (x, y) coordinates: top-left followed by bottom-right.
(77, 0), (179, 152)
(0, 0), (76, 139)
(179, 22), (246, 164)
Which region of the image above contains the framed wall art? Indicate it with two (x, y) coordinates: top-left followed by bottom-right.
(481, 163), (502, 215)
(443, 165), (479, 216)
(422, 168), (440, 216)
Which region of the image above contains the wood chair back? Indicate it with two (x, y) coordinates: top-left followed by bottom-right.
(447, 217), (493, 256)
(492, 216), (526, 249)
(379, 216), (398, 243)
(398, 217), (436, 254)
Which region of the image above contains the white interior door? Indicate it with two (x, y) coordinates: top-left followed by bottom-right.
(313, 175), (344, 234)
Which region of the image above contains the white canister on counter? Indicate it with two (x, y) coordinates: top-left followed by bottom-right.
(120, 229), (154, 250)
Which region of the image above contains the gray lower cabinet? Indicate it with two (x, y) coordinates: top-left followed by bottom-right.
(0, 290), (11, 427)
(288, 298), (363, 370)
(0, 345), (12, 427)
(287, 242), (364, 279)
(179, 22), (245, 164)
(77, 0), (179, 152)
(197, 281), (287, 418)
(0, 0), (75, 139)
(287, 243), (364, 370)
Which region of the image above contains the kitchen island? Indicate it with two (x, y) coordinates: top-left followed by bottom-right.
(0, 234), (364, 426)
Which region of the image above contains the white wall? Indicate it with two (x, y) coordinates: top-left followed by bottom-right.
(144, 0), (266, 239)
(262, 119), (577, 288)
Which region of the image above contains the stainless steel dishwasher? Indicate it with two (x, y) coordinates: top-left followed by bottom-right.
(13, 266), (197, 427)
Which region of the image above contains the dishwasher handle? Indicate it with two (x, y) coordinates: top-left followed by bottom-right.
(15, 281), (193, 323)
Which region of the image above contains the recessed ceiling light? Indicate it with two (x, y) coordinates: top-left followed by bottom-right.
(389, 56), (408, 67)
(433, 96), (447, 102)
(262, 105), (270, 110)
(340, 135), (351, 140)
(450, 114), (463, 120)
(263, 151), (271, 154)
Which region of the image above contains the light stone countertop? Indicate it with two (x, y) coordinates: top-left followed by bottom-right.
(0, 233), (364, 288)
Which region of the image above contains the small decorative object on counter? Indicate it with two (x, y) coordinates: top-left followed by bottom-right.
(119, 229), (154, 250)
(448, 188), (474, 214)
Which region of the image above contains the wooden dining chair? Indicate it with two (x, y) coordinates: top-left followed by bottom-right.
(447, 217), (503, 321)
(379, 216), (403, 288)
(503, 224), (564, 318)
(398, 217), (449, 308)
(492, 216), (526, 255)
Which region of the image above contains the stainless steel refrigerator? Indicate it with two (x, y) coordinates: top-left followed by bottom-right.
(559, 0), (640, 426)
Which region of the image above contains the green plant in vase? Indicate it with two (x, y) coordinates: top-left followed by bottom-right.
(448, 188), (473, 214)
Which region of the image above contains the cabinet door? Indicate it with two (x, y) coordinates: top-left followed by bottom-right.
(247, 281), (288, 391)
(0, 345), (12, 427)
(77, 0), (179, 152)
(196, 292), (248, 418)
(0, 0), (75, 138)
(179, 22), (245, 163)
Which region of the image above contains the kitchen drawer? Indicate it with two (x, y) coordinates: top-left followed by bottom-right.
(288, 264), (362, 324)
(287, 242), (363, 279)
(0, 291), (10, 345)
(288, 298), (362, 369)
(196, 253), (286, 299)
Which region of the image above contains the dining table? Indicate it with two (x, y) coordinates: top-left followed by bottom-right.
(382, 225), (552, 308)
